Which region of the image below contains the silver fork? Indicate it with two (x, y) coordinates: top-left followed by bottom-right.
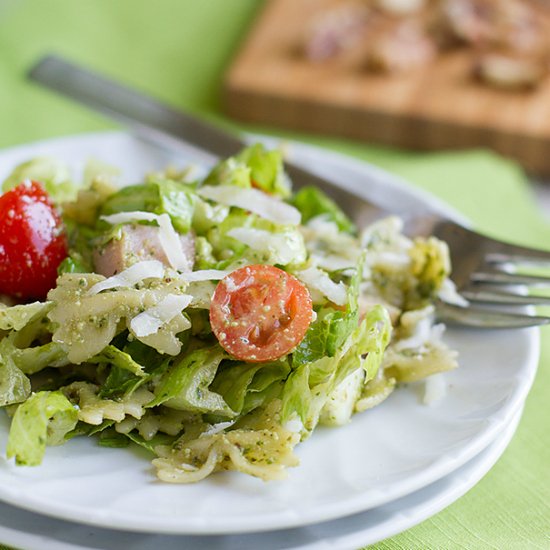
(27, 55), (550, 328)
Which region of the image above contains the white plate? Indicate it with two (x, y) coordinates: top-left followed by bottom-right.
(0, 132), (540, 535)
(0, 408), (523, 550)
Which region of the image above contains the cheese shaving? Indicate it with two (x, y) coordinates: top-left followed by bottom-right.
(130, 294), (193, 337)
(197, 185), (301, 225)
(295, 266), (348, 306)
(88, 260), (165, 295)
(100, 211), (159, 225)
(157, 214), (192, 272)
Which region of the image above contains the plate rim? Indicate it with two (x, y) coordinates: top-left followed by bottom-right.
(0, 408), (524, 550)
(0, 131), (540, 535)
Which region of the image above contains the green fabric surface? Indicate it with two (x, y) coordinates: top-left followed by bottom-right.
(0, 1), (549, 549)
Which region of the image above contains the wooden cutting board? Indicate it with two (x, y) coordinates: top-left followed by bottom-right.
(223, 0), (550, 175)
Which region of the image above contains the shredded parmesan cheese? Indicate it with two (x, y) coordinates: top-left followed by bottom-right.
(88, 260), (165, 295)
(295, 266), (348, 306)
(130, 294), (193, 337)
(156, 214), (192, 271)
(197, 185), (301, 225)
(100, 211), (159, 225)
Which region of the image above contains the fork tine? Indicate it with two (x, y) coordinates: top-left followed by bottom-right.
(470, 271), (550, 286)
(484, 245), (550, 265)
(433, 221), (550, 264)
(436, 300), (550, 328)
(460, 288), (550, 306)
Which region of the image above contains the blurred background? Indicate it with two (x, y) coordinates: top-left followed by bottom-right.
(1, 0), (549, 228)
(0, 1), (549, 548)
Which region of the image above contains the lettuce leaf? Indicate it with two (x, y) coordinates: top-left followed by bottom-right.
(0, 302), (52, 332)
(89, 345), (146, 377)
(98, 428), (131, 448)
(2, 157), (79, 203)
(6, 391), (78, 465)
(206, 210), (307, 268)
(204, 157), (252, 189)
(98, 339), (170, 399)
(235, 144), (291, 198)
(204, 144), (290, 198)
(292, 256), (363, 368)
(147, 345), (233, 416)
(100, 179), (195, 233)
(290, 186), (355, 233)
(124, 430), (177, 454)
(192, 198), (229, 235)
(282, 305), (392, 430)
(211, 360), (290, 416)
(0, 341), (31, 407)
(11, 341), (69, 375)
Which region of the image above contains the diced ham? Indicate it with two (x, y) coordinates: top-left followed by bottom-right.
(93, 225), (195, 277)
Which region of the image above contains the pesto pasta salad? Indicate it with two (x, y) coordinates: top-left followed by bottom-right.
(0, 144), (458, 483)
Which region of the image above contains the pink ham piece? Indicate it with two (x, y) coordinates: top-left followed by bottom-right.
(93, 225), (195, 277)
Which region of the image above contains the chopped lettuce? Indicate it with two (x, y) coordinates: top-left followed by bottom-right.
(227, 225), (307, 266)
(291, 186), (355, 233)
(319, 367), (364, 426)
(192, 198), (229, 235)
(0, 341), (31, 406)
(2, 157), (78, 203)
(0, 302), (52, 331)
(124, 430), (177, 454)
(282, 305), (392, 431)
(293, 256), (363, 368)
(6, 391), (78, 465)
(98, 428), (132, 448)
(100, 179), (195, 233)
(204, 144), (291, 198)
(211, 360), (290, 416)
(235, 144), (291, 198)
(148, 345), (234, 416)
(11, 341), (69, 375)
(89, 345), (146, 377)
(204, 157), (252, 189)
(206, 211), (307, 267)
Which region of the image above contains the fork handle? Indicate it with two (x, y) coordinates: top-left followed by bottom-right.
(27, 56), (362, 208)
(28, 55), (244, 159)
(28, 54), (435, 221)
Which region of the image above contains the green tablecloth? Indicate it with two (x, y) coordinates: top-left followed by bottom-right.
(0, 1), (548, 549)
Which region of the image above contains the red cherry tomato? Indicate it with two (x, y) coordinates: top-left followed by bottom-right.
(0, 181), (67, 300)
(210, 265), (313, 362)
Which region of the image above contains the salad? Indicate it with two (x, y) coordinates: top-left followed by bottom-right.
(0, 144), (458, 483)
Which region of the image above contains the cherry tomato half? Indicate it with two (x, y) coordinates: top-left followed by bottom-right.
(210, 265), (313, 362)
(0, 181), (68, 300)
